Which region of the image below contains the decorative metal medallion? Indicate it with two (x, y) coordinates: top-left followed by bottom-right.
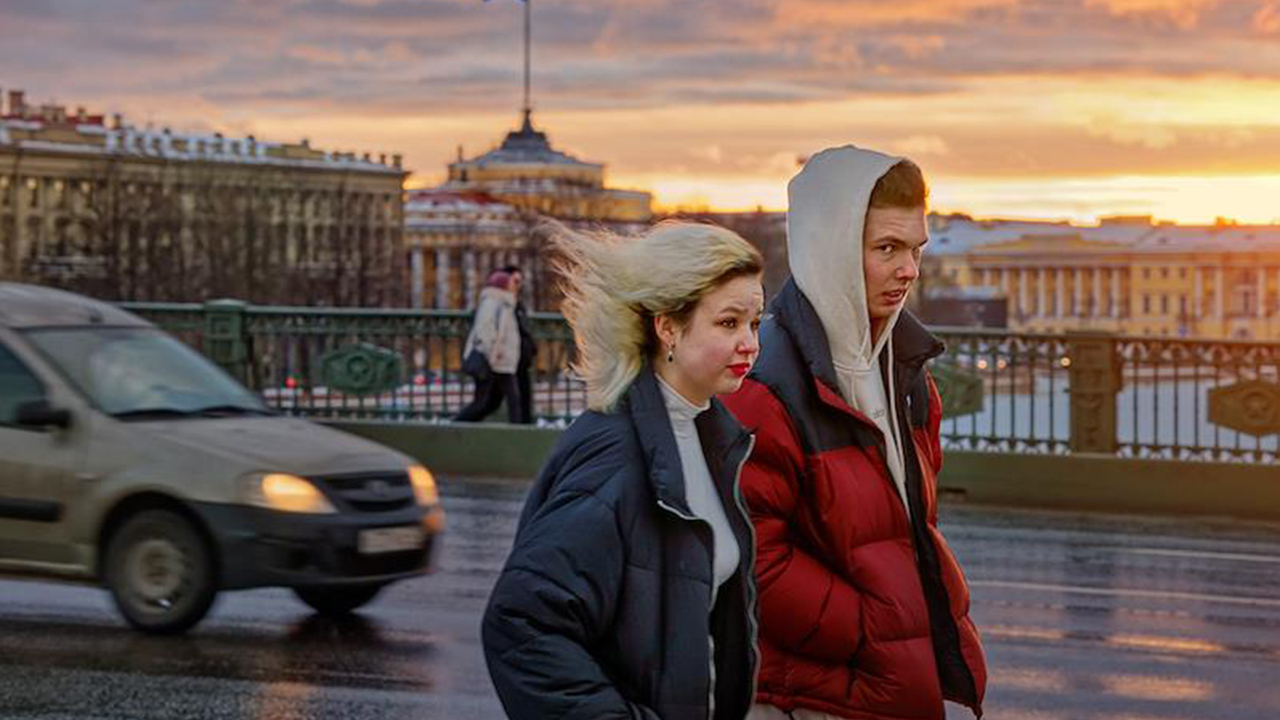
(930, 361), (983, 419)
(1208, 378), (1280, 437)
(319, 343), (404, 395)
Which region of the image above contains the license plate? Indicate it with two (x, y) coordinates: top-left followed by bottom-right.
(357, 525), (423, 554)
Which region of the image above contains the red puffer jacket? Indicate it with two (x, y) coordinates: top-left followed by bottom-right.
(722, 280), (986, 720)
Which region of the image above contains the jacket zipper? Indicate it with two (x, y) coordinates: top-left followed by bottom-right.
(654, 497), (716, 720)
(729, 434), (760, 707)
(653, 432), (757, 720)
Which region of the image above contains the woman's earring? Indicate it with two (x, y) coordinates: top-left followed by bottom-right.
(666, 345), (675, 363)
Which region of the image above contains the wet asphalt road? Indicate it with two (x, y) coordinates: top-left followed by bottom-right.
(2, 478), (1280, 720)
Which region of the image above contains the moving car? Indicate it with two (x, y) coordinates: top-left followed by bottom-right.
(0, 283), (445, 633)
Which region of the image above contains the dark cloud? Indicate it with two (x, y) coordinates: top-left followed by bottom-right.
(6, 0), (1280, 116)
(4, 0), (1280, 207)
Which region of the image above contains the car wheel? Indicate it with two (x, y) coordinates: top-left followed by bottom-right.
(292, 584), (384, 616)
(104, 509), (218, 634)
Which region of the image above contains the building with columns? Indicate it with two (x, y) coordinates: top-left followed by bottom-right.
(945, 218), (1280, 339)
(0, 88), (407, 306)
(405, 112), (652, 310)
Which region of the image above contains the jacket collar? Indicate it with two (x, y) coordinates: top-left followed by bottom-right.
(771, 278), (945, 403)
(622, 365), (749, 515)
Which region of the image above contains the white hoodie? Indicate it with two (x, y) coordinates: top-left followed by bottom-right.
(786, 146), (911, 516)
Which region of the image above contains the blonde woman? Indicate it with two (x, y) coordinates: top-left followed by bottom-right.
(482, 222), (766, 720)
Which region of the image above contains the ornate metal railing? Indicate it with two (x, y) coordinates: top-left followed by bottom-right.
(932, 329), (1073, 455)
(121, 301), (1280, 464)
(1115, 336), (1280, 463)
(123, 300), (584, 424)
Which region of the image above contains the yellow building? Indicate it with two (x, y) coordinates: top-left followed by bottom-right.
(0, 89), (407, 306)
(443, 111), (651, 223)
(406, 112), (652, 310)
(947, 218), (1280, 339)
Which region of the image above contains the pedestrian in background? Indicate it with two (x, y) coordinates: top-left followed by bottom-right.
(482, 222), (766, 720)
(456, 269), (524, 424)
(501, 264), (537, 424)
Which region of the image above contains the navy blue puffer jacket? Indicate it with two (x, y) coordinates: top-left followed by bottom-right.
(482, 367), (759, 720)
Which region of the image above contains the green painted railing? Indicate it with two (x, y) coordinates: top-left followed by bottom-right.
(121, 300), (1280, 464)
(122, 300), (582, 424)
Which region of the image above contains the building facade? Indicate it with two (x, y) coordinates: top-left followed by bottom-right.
(404, 111), (652, 310)
(0, 88), (408, 306)
(931, 215), (1280, 339)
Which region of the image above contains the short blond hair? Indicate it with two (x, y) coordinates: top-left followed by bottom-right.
(551, 221), (763, 412)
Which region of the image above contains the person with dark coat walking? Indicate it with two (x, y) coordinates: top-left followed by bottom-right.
(724, 147), (987, 720)
(482, 222), (767, 720)
(502, 265), (536, 424)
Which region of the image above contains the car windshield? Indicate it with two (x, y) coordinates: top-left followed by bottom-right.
(21, 326), (269, 419)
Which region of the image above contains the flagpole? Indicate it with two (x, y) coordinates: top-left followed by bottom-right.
(523, 0), (532, 117)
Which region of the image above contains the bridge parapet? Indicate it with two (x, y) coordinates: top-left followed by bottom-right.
(123, 301), (1280, 467)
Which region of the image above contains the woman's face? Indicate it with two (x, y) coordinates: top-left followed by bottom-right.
(657, 273), (765, 405)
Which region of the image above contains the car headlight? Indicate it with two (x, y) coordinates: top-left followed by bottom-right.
(240, 473), (336, 514)
(407, 464), (439, 506)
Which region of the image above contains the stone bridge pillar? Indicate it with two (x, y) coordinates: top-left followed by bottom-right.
(1067, 331), (1120, 454)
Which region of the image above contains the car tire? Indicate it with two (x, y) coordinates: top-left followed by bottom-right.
(292, 584), (384, 616)
(104, 508), (218, 635)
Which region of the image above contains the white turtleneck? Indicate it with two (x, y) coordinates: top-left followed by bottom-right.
(656, 375), (741, 599)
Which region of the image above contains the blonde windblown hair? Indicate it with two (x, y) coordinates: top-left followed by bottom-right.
(552, 220), (764, 413)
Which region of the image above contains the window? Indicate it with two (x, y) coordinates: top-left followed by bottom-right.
(1143, 294), (1151, 314)
(22, 327), (262, 417)
(1180, 268), (1188, 279)
(1143, 268), (1151, 280)
(1160, 295), (1168, 314)
(0, 343), (46, 427)
(1161, 267), (1169, 279)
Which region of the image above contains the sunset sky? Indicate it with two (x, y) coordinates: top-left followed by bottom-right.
(3, 0), (1280, 224)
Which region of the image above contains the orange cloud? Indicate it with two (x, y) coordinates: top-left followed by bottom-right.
(775, 0), (1020, 27)
(1083, 0), (1220, 28)
(1255, 2), (1280, 32)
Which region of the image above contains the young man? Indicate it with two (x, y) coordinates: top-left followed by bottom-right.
(723, 146), (987, 720)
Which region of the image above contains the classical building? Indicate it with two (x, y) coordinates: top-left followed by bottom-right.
(405, 111), (652, 310)
(931, 215), (1280, 339)
(0, 88), (408, 306)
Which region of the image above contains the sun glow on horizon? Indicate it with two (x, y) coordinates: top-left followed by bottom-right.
(634, 172), (1280, 226)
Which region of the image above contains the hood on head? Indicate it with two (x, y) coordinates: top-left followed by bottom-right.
(787, 145), (919, 517)
(786, 145), (904, 376)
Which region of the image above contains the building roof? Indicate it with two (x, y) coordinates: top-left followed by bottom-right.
(404, 189), (525, 232)
(0, 92), (404, 175)
(454, 111), (601, 169)
(405, 189), (516, 210)
(927, 215), (1079, 256)
(931, 213), (1280, 258)
(1128, 225), (1280, 254)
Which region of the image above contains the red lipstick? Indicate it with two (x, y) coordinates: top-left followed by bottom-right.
(728, 363), (751, 378)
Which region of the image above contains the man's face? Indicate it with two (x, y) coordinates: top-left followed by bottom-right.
(862, 205), (927, 324)
(509, 271), (523, 295)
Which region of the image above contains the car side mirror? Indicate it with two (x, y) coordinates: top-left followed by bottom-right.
(14, 399), (73, 430)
